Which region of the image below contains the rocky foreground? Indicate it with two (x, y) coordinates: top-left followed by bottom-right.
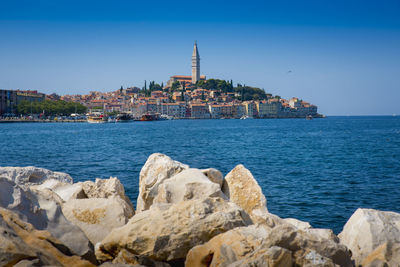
(0, 153), (399, 267)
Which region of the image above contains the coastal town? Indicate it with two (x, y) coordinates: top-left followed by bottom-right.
(0, 42), (320, 122)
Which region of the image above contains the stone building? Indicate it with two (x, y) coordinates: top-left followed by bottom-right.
(166, 42), (205, 89)
(192, 41), (200, 84)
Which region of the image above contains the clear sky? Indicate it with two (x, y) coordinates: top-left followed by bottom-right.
(1, 0), (399, 115)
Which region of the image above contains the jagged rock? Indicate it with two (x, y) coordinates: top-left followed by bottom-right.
(201, 168), (223, 187)
(185, 224), (273, 267)
(297, 250), (337, 267)
(96, 197), (251, 263)
(80, 177), (135, 218)
(361, 241), (400, 267)
(186, 223), (352, 267)
(0, 207), (95, 267)
(222, 164), (268, 222)
(112, 249), (171, 266)
(32, 178), (86, 202)
(0, 166), (72, 188)
(62, 197), (133, 245)
(33, 177), (135, 218)
(284, 218), (312, 230)
(229, 246), (293, 267)
(153, 168), (227, 205)
(0, 212), (38, 266)
(136, 153), (189, 213)
(0, 178), (95, 261)
(305, 228), (340, 243)
(339, 208), (400, 266)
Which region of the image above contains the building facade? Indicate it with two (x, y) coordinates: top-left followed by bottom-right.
(0, 89), (45, 116)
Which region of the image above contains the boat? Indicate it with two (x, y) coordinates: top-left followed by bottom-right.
(116, 113), (133, 122)
(159, 114), (173, 120)
(306, 115), (313, 120)
(87, 114), (108, 123)
(140, 114), (157, 121)
(240, 115), (253, 120)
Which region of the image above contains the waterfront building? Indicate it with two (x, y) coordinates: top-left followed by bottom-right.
(242, 101), (257, 118)
(160, 103), (186, 118)
(208, 104), (222, 119)
(0, 89), (45, 116)
(289, 97), (301, 109)
(15, 90), (45, 104)
(232, 104), (245, 118)
(0, 89), (17, 116)
(190, 103), (210, 119)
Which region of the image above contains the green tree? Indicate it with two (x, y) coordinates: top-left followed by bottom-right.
(17, 100), (87, 116)
(171, 81), (181, 91)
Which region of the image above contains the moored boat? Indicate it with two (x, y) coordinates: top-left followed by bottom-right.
(87, 114), (108, 123)
(116, 113), (133, 122)
(140, 114), (157, 121)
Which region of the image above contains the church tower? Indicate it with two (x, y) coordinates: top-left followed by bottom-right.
(192, 41), (200, 84)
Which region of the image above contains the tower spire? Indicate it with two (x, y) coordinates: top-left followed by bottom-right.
(192, 41), (200, 84)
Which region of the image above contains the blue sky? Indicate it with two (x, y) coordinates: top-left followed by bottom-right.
(1, 0), (399, 115)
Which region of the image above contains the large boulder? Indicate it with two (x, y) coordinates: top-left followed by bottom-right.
(153, 168), (227, 205)
(96, 197), (251, 263)
(0, 178), (95, 261)
(0, 207), (95, 267)
(0, 166), (72, 188)
(33, 177), (135, 218)
(136, 153), (189, 213)
(339, 208), (400, 266)
(80, 177), (135, 218)
(222, 164), (268, 222)
(62, 197), (133, 245)
(186, 224), (352, 267)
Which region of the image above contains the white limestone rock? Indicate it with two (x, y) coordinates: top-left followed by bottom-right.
(32, 178), (86, 202)
(0, 166), (72, 188)
(0, 177), (94, 261)
(80, 177), (135, 218)
(62, 197), (133, 245)
(136, 153), (189, 213)
(96, 197), (251, 263)
(222, 164), (268, 223)
(283, 218), (312, 230)
(153, 168), (227, 205)
(338, 208), (400, 266)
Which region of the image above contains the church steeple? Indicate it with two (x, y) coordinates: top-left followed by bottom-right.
(192, 41), (200, 84)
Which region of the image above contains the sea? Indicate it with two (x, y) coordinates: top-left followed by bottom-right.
(1, 116), (400, 233)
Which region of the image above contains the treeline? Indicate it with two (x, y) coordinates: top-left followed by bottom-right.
(17, 100), (87, 115)
(197, 79), (272, 101)
(139, 81), (164, 97)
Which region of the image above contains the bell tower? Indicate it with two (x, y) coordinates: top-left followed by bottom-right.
(192, 41), (200, 84)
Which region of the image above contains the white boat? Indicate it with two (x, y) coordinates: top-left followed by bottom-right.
(87, 114), (108, 123)
(240, 115), (253, 120)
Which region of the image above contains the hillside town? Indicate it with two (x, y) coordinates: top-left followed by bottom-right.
(0, 42), (320, 120)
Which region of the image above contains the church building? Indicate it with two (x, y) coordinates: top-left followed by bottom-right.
(166, 42), (206, 89)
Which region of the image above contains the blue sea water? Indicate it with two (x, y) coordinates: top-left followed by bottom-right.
(1, 116), (400, 233)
